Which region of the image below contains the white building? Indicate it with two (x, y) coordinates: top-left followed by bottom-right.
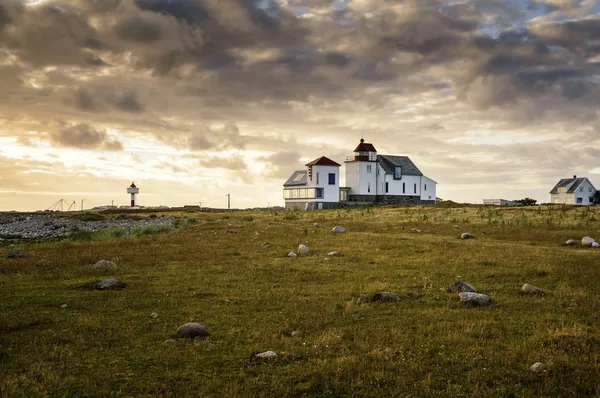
(344, 139), (437, 205)
(482, 199), (523, 206)
(550, 176), (596, 205)
(283, 139), (437, 209)
(283, 156), (341, 210)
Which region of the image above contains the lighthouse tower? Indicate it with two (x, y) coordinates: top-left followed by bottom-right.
(127, 182), (139, 207)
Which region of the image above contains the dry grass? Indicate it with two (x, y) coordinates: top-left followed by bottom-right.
(1, 205), (600, 397)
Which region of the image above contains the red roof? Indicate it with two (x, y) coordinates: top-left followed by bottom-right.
(130, 182), (137, 188)
(353, 138), (377, 152)
(305, 156), (341, 167)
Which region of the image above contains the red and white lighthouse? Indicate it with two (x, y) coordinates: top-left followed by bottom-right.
(127, 182), (139, 207)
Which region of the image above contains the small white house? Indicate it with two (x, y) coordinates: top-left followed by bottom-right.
(550, 176), (596, 205)
(482, 199), (523, 206)
(283, 156), (341, 210)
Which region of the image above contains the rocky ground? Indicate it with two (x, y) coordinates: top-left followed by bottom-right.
(0, 213), (177, 240)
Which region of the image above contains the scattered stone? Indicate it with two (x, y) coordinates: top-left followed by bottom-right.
(254, 350), (278, 359)
(369, 292), (401, 302)
(530, 362), (547, 373)
(565, 239), (576, 246)
(95, 279), (125, 290)
(93, 260), (116, 269)
(227, 229), (237, 234)
(164, 339), (177, 345)
(409, 228), (422, 233)
(593, 242), (600, 248)
(7, 250), (29, 258)
(332, 226), (345, 233)
(313, 223), (319, 228)
(290, 331), (301, 337)
(448, 281), (477, 293)
(176, 323), (209, 339)
(355, 295), (368, 304)
(582, 236), (595, 247)
(261, 242), (271, 248)
(60, 304), (69, 309)
(298, 244), (310, 253)
(461, 233), (474, 239)
(287, 252), (297, 257)
(327, 251), (342, 256)
(459, 292), (490, 306)
(323, 257), (329, 261)
(521, 284), (543, 294)
(151, 312), (159, 319)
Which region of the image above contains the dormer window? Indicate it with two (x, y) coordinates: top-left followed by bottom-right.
(394, 166), (402, 180)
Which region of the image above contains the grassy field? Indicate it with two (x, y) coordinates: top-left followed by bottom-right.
(2, 205), (600, 397)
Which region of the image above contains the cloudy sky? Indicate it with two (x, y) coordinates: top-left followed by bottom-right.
(0, 0), (599, 210)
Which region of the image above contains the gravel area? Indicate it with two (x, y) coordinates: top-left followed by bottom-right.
(0, 213), (178, 240)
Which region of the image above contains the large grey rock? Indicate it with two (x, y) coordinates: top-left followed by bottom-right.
(530, 362), (547, 373)
(298, 244), (310, 253)
(96, 279), (124, 289)
(521, 284), (543, 294)
(565, 239), (576, 246)
(459, 292), (490, 306)
(582, 236), (595, 246)
(448, 281), (477, 293)
(7, 250), (29, 258)
(461, 233), (474, 239)
(93, 260), (116, 269)
(332, 226), (345, 233)
(176, 323), (209, 339)
(369, 292), (400, 302)
(254, 350), (278, 358)
(592, 242), (600, 248)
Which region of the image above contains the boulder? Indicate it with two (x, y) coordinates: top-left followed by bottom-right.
(7, 250), (29, 258)
(565, 239), (576, 246)
(261, 242), (271, 248)
(369, 292), (400, 302)
(327, 251), (342, 256)
(332, 226), (345, 233)
(593, 242), (600, 248)
(93, 260), (116, 269)
(448, 281), (477, 293)
(461, 233), (474, 239)
(459, 292), (490, 306)
(96, 279), (125, 290)
(582, 236), (595, 246)
(254, 350), (278, 358)
(176, 323), (209, 339)
(287, 252), (297, 257)
(298, 244), (310, 253)
(530, 362), (547, 373)
(521, 284), (543, 294)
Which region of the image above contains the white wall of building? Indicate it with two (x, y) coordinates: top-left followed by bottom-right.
(308, 165), (340, 202)
(345, 161), (378, 195)
(551, 179), (596, 205)
(382, 174), (422, 196)
(420, 176), (437, 201)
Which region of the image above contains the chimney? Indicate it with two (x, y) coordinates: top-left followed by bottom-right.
(573, 175), (577, 178)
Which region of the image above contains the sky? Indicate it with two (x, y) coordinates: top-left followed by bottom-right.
(0, 0), (599, 210)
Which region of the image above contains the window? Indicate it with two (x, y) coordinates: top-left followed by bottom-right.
(589, 196), (594, 203)
(316, 188), (324, 198)
(589, 187), (593, 192)
(428, 196), (431, 199)
(328, 173), (335, 185)
(424, 184), (427, 191)
(394, 166), (402, 179)
(580, 187), (583, 192)
(367, 165), (372, 173)
(283, 188), (322, 199)
(385, 182), (389, 193)
(402, 183), (405, 194)
(368, 182), (371, 193)
(414, 183), (417, 193)
(316, 173), (319, 184)
(577, 197), (583, 204)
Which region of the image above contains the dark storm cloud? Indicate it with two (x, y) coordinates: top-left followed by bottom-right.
(50, 123), (124, 150)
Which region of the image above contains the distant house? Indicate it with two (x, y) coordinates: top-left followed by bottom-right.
(550, 176), (597, 205)
(482, 199), (523, 206)
(282, 139), (437, 209)
(283, 156), (341, 210)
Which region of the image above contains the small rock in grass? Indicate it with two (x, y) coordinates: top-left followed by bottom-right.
(459, 292), (490, 306)
(313, 223), (319, 228)
(581, 236), (595, 246)
(332, 226), (345, 233)
(565, 239), (576, 246)
(176, 323), (209, 339)
(298, 244), (310, 253)
(261, 242), (271, 248)
(592, 242), (600, 248)
(287, 252), (297, 257)
(290, 331), (301, 337)
(60, 304), (69, 309)
(369, 292), (400, 302)
(93, 260), (116, 269)
(227, 229), (237, 234)
(461, 233), (474, 239)
(327, 251), (341, 256)
(96, 279), (125, 290)
(530, 362), (547, 373)
(254, 350), (278, 359)
(7, 250), (29, 258)
(164, 339), (177, 345)
(448, 281), (477, 293)
(151, 312), (159, 319)
(521, 284), (543, 294)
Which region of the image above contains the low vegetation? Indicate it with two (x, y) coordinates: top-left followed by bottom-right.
(1, 205), (600, 396)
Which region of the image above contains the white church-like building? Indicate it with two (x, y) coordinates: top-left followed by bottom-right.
(283, 139), (437, 209)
